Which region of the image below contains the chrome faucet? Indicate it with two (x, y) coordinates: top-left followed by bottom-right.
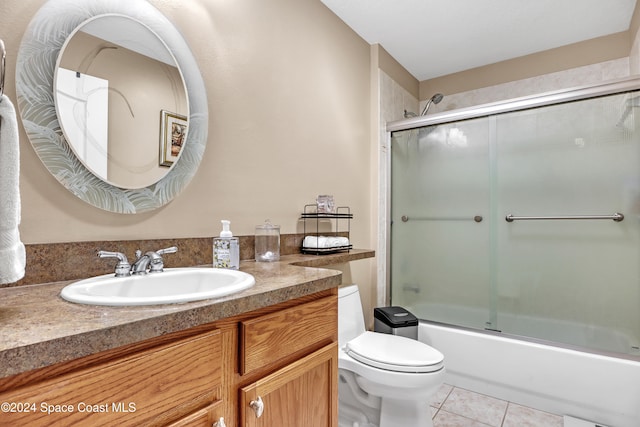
(98, 246), (178, 277)
(131, 246), (178, 275)
(130, 250), (160, 275)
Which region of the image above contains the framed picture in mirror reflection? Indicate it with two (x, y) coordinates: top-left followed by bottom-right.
(160, 110), (187, 167)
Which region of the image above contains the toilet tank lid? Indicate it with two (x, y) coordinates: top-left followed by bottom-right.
(345, 331), (444, 373)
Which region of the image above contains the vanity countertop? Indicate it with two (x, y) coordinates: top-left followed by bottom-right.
(0, 249), (374, 379)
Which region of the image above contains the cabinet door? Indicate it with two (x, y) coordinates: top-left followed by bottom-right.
(166, 400), (225, 427)
(240, 343), (338, 427)
(0, 331), (222, 427)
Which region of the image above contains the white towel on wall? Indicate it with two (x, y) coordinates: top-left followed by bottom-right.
(0, 94), (26, 284)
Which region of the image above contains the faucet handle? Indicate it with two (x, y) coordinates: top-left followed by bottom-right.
(98, 250), (131, 277)
(156, 246), (178, 255)
(147, 246), (178, 273)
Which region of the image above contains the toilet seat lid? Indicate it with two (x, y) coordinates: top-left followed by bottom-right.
(345, 331), (444, 373)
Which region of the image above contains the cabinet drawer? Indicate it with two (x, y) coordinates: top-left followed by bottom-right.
(0, 330), (222, 427)
(240, 295), (337, 375)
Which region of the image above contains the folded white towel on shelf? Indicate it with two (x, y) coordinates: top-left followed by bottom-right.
(0, 94), (26, 284)
(303, 235), (350, 249)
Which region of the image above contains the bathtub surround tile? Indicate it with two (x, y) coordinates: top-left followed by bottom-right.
(441, 387), (508, 427)
(502, 403), (563, 427)
(438, 58), (630, 112)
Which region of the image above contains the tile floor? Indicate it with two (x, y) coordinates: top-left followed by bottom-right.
(430, 384), (564, 427)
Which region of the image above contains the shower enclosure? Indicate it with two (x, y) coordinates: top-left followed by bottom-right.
(388, 78), (640, 359)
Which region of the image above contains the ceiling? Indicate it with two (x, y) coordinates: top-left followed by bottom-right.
(320, 0), (638, 81)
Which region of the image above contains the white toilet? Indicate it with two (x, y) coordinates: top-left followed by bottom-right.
(338, 284), (445, 427)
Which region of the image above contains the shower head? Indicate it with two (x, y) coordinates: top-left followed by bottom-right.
(431, 93), (444, 104)
(420, 93), (444, 116)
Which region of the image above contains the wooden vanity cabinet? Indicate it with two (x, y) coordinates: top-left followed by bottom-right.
(0, 330), (223, 426)
(238, 295), (338, 427)
(240, 343), (337, 427)
(240, 293), (337, 375)
(0, 289), (338, 427)
(166, 400), (225, 427)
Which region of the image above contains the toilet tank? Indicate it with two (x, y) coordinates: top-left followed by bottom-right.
(338, 284), (366, 346)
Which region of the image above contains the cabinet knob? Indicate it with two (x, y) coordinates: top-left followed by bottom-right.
(212, 417), (226, 427)
(249, 396), (264, 418)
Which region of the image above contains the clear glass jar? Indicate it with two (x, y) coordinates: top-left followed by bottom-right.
(255, 219), (280, 262)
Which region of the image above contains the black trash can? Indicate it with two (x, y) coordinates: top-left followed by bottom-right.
(373, 306), (418, 340)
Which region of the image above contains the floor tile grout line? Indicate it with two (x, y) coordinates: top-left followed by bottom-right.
(435, 408), (495, 427)
(500, 401), (511, 427)
(441, 384), (454, 405)
(442, 385), (510, 427)
(432, 384), (564, 426)
(429, 383), (452, 421)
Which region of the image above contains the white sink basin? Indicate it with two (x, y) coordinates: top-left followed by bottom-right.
(60, 268), (255, 306)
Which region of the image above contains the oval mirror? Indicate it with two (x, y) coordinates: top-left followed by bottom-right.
(55, 15), (188, 189)
(17, 0), (207, 213)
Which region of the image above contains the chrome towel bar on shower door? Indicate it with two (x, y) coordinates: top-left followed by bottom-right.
(401, 215), (483, 222)
(505, 213), (624, 222)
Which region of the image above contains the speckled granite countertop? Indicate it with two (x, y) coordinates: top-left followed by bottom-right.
(0, 250), (374, 379)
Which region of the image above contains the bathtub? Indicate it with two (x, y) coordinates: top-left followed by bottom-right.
(407, 302), (639, 355)
(419, 321), (640, 427)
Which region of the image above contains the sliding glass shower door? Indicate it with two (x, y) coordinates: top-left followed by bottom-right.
(391, 117), (492, 330)
(390, 89), (640, 357)
(493, 93), (640, 354)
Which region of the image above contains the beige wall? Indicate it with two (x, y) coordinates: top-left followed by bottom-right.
(1, 0), (375, 297)
(376, 45), (419, 100)
(419, 1), (640, 99)
(5, 0), (640, 323)
(2, 0), (371, 236)
(419, 32), (631, 99)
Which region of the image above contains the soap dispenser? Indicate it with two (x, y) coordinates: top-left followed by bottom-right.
(213, 220), (239, 269)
